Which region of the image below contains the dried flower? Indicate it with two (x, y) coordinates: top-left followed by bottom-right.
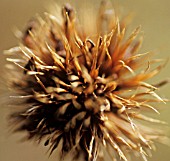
(6, 1), (168, 161)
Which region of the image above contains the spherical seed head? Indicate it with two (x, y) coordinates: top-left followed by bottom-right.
(6, 1), (168, 161)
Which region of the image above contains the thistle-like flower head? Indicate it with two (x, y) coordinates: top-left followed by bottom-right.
(6, 1), (168, 161)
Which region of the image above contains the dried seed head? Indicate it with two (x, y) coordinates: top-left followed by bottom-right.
(6, 1), (168, 161)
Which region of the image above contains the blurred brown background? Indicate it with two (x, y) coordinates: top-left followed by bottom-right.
(0, 0), (170, 161)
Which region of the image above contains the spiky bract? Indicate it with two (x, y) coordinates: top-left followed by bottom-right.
(6, 2), (168, 161)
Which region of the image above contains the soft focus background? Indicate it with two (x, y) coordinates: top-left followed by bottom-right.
(0, 0), (170, 161)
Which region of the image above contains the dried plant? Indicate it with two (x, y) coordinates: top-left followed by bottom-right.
(5, 1), (169, 161)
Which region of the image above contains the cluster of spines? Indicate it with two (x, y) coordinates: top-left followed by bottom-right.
(6, 2), (168, 161)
